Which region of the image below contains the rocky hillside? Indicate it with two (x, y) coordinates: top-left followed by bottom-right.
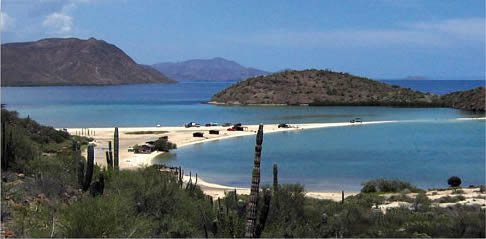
(441, 87), (485, 112)
(1, 38), (175, 86)
(152, 57), (267, 82)
(211, 69), (440, 106)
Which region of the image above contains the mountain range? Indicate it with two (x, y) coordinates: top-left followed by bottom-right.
(151, 57), (268, 82)
(1, 38), (174, 86)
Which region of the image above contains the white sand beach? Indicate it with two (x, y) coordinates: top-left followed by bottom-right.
(65, 118), (485, 202)
(66, 120), (397, 169)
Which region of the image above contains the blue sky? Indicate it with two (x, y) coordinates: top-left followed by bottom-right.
(1, 0), (485, 79)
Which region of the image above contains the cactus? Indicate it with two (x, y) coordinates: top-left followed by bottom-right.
(77, 158), (85, 188)
(108, 141), (113, 169)
(273, 163), (278, 192)
(255, 189), (272, 238)
(105, 151), (111, 168)
(245, 124), (264, 238)
(5, 131), (15, 170)
(114, 127), (119, 170)
(1, 121), (7, 170)
(178, 166), (183, 188)
(83, 144), (95, 191)
(341, 190), (345, 204)
(89, 173), (105, 197)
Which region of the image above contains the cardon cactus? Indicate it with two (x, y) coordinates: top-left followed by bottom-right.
(255, 189), (272, 238)
(105, 151), (111, 168)
(273, 163), (278, 192)
(83, 144), (95, 191)
(245, 124), (264, 238)
(108, 141), (113, 169)
(89, 173), (105, 197)
(1, 121), (7, 170)
(114, 127), (119, 170)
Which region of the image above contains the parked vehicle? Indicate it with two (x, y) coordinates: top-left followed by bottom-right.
(350, 118), (363, 123)
(205, 122), (218, 127)
(222, 123), (232, 127)
(193, 132), (204, 137)
(278, 123), (290, 128)
(185, 122), (200, 128)
(227, 125), (245, 131)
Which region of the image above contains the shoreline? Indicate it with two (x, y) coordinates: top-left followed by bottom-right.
(65, 118), (484, 200)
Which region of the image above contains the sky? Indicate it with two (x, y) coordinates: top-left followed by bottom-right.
(1, 0), (485, 79)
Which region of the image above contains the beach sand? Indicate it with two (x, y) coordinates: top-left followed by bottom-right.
(65, 118), (485, 202)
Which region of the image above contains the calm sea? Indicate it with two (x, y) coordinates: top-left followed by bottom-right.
(2, 80), (485, 191)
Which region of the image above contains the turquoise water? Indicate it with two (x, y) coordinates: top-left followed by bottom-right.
(1, 81), (484, 127)
(2, 81), (485, 191)
(161, 120), (485, 191)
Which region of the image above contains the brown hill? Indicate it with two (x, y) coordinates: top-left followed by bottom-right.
(152, 57), (268, 82)
(211, 69), (440, 106)
(1, 38), (175, 86)
(441, 87), (485, 112)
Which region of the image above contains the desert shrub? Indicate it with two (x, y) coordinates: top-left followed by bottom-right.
(361, 179), (423, 193)
(413, 192), (431, 211)
(153, 137), (177, 152)
(11, 200), (54, 238)
(433, 195), (466, 203)
(60, 195), (149, 237)
(388, 193), (414, 203)
(452, 189), (465, 194)
(262, 184), (319, 237)
(346, 193), (385, 208)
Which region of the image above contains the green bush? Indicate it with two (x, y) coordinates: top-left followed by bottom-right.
(153, 137), (177, 152)
(361, 179), (423, 193)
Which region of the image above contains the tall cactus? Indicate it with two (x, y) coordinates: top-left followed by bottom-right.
(105, 151), (111, 168)
(245, 124), (264, 238)
(273, 163), (278, 192)
(108, 141), (113, 169)
(83, 144), (95, 191)
(77, 158), (85, 188)
(1, 121), (7, 170)
(114, 127), (119, 170)
(255, 189), (272, 238)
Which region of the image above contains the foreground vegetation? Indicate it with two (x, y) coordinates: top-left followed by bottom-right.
(1, 108), (485, 238)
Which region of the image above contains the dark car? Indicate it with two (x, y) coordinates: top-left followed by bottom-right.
(278, 123), (290, 128)
(185, 122), (200, 128)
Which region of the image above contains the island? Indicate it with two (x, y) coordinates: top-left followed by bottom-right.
(1, 37), (175, 86)
(210, 69), (485, 112)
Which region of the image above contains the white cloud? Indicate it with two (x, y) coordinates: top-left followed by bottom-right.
(42, 12), (73, 34)
(40, 0), (94, 36)
(0, 11), (15, 32)
(232, 18), (485, 49)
